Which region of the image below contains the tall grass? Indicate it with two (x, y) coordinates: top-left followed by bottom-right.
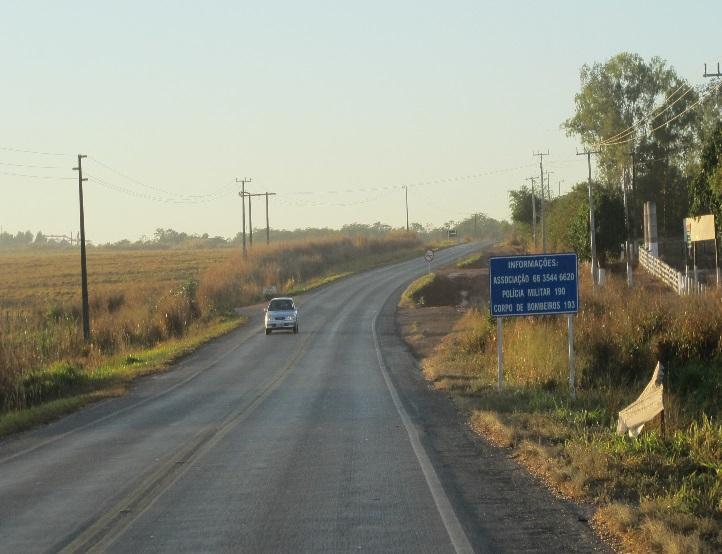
(413, 266), (722, 551)
(427, 269), (722, 423)
(0, 232), (420, 412)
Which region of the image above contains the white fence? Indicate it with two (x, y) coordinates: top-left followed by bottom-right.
(638, 246), (707, 295)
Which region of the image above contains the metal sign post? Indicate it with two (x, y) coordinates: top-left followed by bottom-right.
(490, 253), (579, 395)
(714, 231), (719, 288)
(567, 314), (575, 398)
(424, 249), (434, 274)
(497, 318), (504, 391)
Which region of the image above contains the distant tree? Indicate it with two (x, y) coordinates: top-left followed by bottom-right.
(689, 119), (722, 226)
(564, 52), (701, 239)
(508, 186), (540, 226)
(153, 228), (189, 246)
(564, 53), (699, 185)
(546, 183), (625, 263)
(454, 212), (508, 240)
(17, 231), (33, 245)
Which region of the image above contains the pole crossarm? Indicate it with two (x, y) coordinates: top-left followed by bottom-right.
(703, 62), (721, 78)
(238, 188), (276, 247)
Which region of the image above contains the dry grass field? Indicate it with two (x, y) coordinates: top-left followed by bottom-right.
(0, 249), (232, 310)
(0, 233), (422, 416)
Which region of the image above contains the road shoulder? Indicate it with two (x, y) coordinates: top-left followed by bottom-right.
(376, 282), (611, 553)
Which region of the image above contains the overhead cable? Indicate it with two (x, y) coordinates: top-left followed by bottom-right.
(597, 82), (693, 146)
(0, 145), (70, 156)
(602, 79), (722, 147)
(0, 170), (74, 180)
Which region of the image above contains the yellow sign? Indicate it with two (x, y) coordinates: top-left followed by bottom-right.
(684, 214), (716, 242)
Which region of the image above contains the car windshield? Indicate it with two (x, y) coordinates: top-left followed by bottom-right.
(268, 299), (293, 311)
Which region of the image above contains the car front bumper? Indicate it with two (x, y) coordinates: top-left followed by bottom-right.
(266, 320), (296, 329)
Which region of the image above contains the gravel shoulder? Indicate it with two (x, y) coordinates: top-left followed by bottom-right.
(382, 282), (612, 553)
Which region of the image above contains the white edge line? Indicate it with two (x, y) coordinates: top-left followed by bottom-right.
(371, 313), (475, 554)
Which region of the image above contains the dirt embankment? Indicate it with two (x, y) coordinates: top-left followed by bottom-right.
(398, 256), (490, 360)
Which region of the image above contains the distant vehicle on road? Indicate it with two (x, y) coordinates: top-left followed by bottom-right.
(264, 297), (298, 335)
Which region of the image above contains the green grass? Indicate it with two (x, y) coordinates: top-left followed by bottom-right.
(0, 316), (245, 437)
(399, 273), (436, 308)
(456, 252), (486, 268)
(464, 387), (722, 553)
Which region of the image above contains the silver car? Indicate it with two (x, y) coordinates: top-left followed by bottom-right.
(264, 297), (298, 335)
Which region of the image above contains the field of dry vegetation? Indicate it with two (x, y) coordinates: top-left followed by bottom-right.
(0, 232), (421, 418)
(399, 244), (722, 553)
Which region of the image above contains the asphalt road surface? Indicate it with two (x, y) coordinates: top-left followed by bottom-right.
(0, 243), (609, 553)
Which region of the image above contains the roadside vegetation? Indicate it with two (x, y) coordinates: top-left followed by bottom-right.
(509, 52), (721, 269)
(400, 244), (722, 552)
(429, 53), (722, 551)
(0, 232), (423, 427)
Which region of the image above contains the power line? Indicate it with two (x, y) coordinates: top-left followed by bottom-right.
(88, 156), (237, 200)
(597, 82), (694, 146)
(601, 79), (722, 147)
(0, 170), (74, 180)
(0, 145), (70, 156)
(0, 160), (63, 169)
(85, 172), (236, 205)
(274, 189), (396, 208)
(277, 162), (538, 196)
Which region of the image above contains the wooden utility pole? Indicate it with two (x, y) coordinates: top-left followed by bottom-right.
(624, 149), (638, 287)
(404, 186), (409, 231)
(545, 171), (554, 201)
(236, 178), (251, 256)
(534, 151), (550, 252)
(265, 192), (271, 244)
(244, 191), (276, 246)
(704, 63), (722, 283)
(249, 194), (253, 247)
(526, 177), (537, 248)
(72, 154), (90, 341)
(577, 149), (601, 285)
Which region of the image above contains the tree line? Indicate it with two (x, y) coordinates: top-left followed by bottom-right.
(510, 52), (722, 262)
(0, 215), (508, 251)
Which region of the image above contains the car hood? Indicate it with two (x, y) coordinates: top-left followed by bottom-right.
(267, 310), (297, 317)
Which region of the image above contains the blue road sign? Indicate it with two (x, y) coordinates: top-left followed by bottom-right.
(489, 253), (578, 317)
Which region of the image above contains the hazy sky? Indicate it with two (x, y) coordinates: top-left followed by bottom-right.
(1, 1), (720, 242)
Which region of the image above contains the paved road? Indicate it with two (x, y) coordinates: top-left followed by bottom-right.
(0, 244), (608, 553)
